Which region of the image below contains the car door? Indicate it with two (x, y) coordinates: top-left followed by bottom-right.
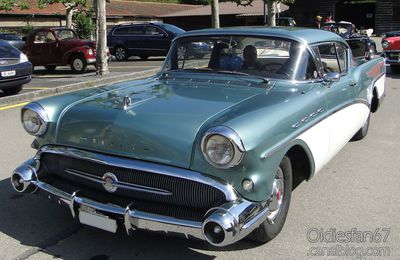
(313, 42), (363, 161)
(30, 30), (58, 66)
(144, 25), (170, 56)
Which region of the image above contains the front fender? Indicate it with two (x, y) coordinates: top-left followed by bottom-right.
(62, 46), (89, 64)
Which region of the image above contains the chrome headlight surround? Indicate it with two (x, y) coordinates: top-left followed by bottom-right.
(382, 40), (390, 49)
(201, 126), (246, 169)
(21, 103), (49, 136)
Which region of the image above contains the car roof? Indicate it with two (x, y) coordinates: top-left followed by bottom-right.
(176, 26), (346, 45)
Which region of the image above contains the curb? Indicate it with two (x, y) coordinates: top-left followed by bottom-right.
(0, 68), (160, 107)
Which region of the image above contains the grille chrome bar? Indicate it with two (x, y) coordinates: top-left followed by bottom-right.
(65, 168), (173, 196)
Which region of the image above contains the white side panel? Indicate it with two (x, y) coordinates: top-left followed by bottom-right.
(374, 74), (385, 99)
(296, 103), (370, 176)
(327, 104), (370, 162)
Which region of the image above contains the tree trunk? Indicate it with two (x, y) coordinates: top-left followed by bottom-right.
(211, 0), (220, 28)
(95, 0), (109, 76)
(267, 0), (276, 27)
(66, 7), (74, 28)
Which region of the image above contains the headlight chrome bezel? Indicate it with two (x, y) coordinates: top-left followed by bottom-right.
(21, 103), (49, 136)
(201, 126), (245, 169)
(382, 40), (390, 49)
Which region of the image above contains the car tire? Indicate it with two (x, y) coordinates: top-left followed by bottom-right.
(115, 46), (127, 61)
(70, 55), (87, 74)
(44, 65), (57, 72)
(249, 156), (292, 243)
(139, 55), (149, 61)
(390, 65), (400, 74)
(351, 113), (370, 141)
(3, 85), (22, 95)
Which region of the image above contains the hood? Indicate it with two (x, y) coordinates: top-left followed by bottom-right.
(55, 76), (265, 168)
(0, 40), (21, 58)
(61, 39), (95, 48)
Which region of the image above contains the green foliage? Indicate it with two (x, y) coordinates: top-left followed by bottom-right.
(37, 0), (87, 9)
(73, 11), (95, 39)
(21, 24), (34, 34)
(0, 0), (30, 11)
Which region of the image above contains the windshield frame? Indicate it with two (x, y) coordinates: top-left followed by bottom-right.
(161, 34), (322, 82)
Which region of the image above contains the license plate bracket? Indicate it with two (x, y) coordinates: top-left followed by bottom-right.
(78, 206), (117, 233)
(1, 70), (16, 77)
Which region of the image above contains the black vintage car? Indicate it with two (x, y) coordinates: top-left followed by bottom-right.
(0, 40), (32, 95)
(323, 21), (377, 60)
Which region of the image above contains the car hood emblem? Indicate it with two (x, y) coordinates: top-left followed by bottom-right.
(102, 172), (118, 193)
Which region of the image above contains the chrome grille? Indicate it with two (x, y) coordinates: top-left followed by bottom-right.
(38, 153), (227, 218)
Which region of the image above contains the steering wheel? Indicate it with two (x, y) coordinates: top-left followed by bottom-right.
(258, 63), (282, 73)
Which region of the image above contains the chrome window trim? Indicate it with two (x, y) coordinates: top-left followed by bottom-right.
(36, 145), (238, 201)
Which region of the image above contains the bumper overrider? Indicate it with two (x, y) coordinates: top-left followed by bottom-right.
(11, 146), (272, 247)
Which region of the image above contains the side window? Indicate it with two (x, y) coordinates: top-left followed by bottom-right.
(145, 26), (164, 36)
(315, 43), (340, 73)
(336, 44), (348, 73)
(34, 31), (55, 44)
(128, 26), (144, 35)
(113, 27), (129, 35)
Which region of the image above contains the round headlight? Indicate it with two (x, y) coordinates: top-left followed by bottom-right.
(201, 126), (245, 169)
(21, 103), (49, 136)
(205, 134), (235, 166)
(382, 41), (390, 49)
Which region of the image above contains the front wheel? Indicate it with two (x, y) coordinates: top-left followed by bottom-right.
(115, 47), (127, 61)
(70, 55), (87, 74)
(250, 156), (292, 243)
(139, 55), (149, 61)
(351, 113), (370, 141)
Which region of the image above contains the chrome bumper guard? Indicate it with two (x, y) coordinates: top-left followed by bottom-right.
(11, 157), (271, 247)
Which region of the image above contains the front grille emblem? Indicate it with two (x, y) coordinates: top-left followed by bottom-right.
(102, 172), (118, 193)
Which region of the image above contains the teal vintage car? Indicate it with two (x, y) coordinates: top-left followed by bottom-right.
(11, 27), (385, 247)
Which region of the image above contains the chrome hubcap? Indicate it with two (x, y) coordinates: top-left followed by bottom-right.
(267, 167), (284, 221)
(73, 59), (83, 71)
(116, 48), (125, 60)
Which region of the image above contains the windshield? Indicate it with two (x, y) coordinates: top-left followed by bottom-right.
(3, 34), (21, 41)
(162, 35), (318, 81)
(54, 29), (78, 40)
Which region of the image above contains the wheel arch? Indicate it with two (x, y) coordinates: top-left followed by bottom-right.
(283, 142), (315, 190)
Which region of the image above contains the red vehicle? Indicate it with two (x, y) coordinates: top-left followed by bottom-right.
(381, 32), (400, 73)
(22, 27), (97, 73)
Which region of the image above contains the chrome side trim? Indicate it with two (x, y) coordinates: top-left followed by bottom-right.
(65, 168), (173, 196)
(36, 146), (237, 201)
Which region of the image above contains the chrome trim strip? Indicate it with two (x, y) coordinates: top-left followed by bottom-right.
(37, 146), (237, 201)
(65, 168), (173, 196)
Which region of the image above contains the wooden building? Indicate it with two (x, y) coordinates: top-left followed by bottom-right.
(289, 0), (400, 35)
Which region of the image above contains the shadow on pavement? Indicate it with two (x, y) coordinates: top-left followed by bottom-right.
(0, 177), (262, 259)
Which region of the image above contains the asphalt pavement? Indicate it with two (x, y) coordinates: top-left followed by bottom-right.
(0, 66), (398, 259)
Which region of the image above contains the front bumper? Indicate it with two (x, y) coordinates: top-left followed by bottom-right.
(11, 147), (272, 247)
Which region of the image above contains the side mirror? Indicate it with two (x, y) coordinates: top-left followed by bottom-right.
(22, 36), (26, 42)
(323, 72), (340, 83)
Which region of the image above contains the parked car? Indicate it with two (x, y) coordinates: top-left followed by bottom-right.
(276, 17), (296, 26)
(11, 27), (385, 247)
(107, 23), (185, 61)
(0, 40), (32, 94)
(21, 27), (97, 73)
(323, 21), (377, 59)
(381, 33), (400, 73)
(0, 32), (24, 49)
